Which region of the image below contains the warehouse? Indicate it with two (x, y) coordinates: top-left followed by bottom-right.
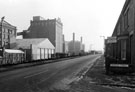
(15, 38), (55, 61)
(104, 0), (135, 73)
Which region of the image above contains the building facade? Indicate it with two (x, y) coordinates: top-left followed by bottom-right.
(21, 16), (63, 53)
(105, 0), (135, 72)
(0, 20), (16, 49)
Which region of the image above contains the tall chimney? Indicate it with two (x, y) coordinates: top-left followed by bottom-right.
(73, 33), (75, 55)
(80, 36), (83, 51)
(73, 33), (75, 41)
(81, 36), (83, 43)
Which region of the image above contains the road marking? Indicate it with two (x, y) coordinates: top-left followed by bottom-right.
(24, 70), (48, 78)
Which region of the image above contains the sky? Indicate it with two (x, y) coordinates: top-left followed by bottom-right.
(0, 0), (126, 51)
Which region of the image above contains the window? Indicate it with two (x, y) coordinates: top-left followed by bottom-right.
(3, 34), (5, 39)
(121, 39), (126, 60)
(8, 29), (12, 34)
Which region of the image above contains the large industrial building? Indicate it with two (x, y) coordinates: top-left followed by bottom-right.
(67, 33), (85, 55)
(18, 16), (63, 53)
(0, 18), (17, 49)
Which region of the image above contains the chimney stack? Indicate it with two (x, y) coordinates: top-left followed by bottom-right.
(73, 33), (75, 55)
(73, 33), (75, 41)
(80, 36), (83, 43)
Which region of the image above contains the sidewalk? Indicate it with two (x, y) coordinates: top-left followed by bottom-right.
(69, 56), (135, 92)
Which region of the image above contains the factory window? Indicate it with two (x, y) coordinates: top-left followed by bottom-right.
(8, 35), (10, 39)
(8, 29), (12, 34)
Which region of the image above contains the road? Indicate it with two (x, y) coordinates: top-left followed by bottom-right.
(0, 54), (101, 92)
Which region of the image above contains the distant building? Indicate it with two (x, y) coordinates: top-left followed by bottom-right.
(15, 38), (55, 61)
(0, 20), (17, 49)
(68, 41), (81, 55)
(63, 41), (69, 54)
(19, 16), (63, 53)
(81, 44), (85, 53)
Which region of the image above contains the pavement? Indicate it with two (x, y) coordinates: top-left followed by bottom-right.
(68, 56), (135, 92)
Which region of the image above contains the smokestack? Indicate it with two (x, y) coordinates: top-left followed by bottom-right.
(80, 36), (83, 43)
(73, 33), (75, 55)
(73, 33), (75, 41)
(80, 36), (83, 51)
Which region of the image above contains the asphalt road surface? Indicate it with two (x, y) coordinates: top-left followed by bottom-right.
(0, 54), (101, 92)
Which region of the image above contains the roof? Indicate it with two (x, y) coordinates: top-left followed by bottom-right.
(16, 38), (55, 49)
(0, 49), (24, 54)
(17, 38), (46, 45)
(0, 20), (16, 29)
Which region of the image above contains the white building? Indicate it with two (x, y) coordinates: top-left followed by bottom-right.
(15, 38), (55, 60)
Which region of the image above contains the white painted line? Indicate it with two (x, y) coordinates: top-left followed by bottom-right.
(24, 70), (48, 78)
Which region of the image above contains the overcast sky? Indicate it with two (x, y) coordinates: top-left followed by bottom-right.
(0, 0), (126, 51)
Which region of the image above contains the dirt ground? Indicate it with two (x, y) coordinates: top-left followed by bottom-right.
(68, 56), (135, 92)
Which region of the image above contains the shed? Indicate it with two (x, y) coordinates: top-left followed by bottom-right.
(16, 38), (55, 60)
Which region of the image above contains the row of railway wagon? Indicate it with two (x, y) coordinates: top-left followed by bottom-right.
(104, 0), (135, 74)
(0, 48), (82, 66)
(0, 49), (25, 65)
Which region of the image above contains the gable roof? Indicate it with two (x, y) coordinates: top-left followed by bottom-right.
(0, 20), (16, 28)
(0, 49), (24, 54)
(16, 38), (54, 49)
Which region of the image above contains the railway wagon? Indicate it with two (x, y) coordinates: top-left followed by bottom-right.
(104, 36), (134, 74)
(0, 49), (25, 65)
